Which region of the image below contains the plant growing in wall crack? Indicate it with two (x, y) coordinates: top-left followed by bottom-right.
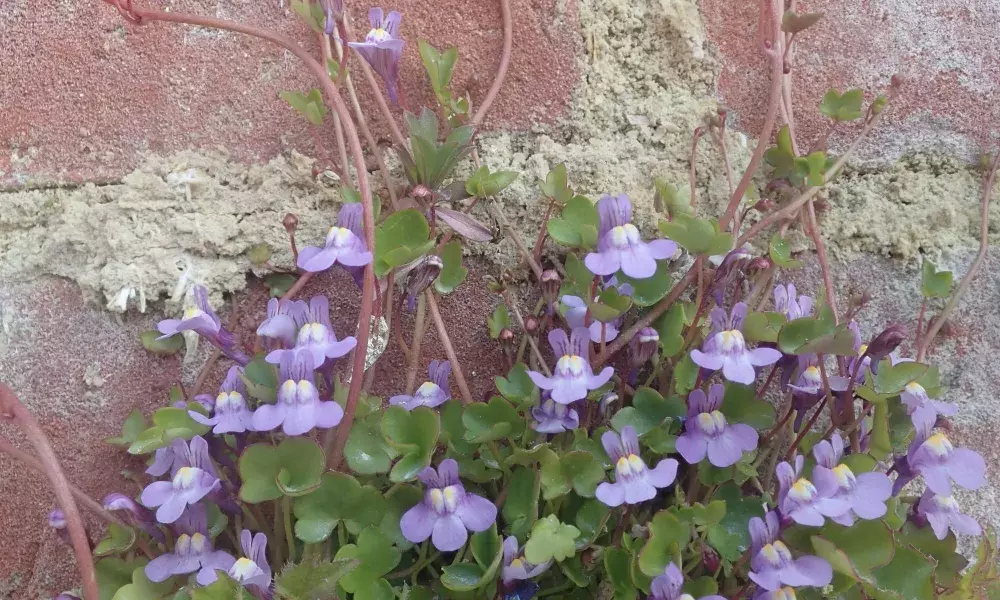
(0, 0), (994, 599)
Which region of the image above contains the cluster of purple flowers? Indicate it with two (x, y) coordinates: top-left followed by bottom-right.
(676, 384), (758, 468)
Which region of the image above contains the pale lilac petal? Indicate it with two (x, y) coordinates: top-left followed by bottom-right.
(438, 459), (460, 485)
(432, 515), (468, 552)
(400, 503), (436, 544)
(315, 401), (345, 429)
(623, 477), (657, 504)
(730, 423), (759, 451)
(584, 250), (622, 276)
(188, 411), (218, 427)
(550, 376), (589, 404)
(783, 556), (832, 587)
(297, 246), (336, 272)
(707, 433), (745, 467)
(748, 347), (782, 367)
(646, 239), (678, 260)
(527, 371), (555, 390)
(140, 481), (174, 508)
(951, 513), (982, 537)
(948, 449), (986, 490)
(455, 494), (497, 532)
(595, 482), (626, 507)
(749, 569), (782, 592)
(251, 403), (286, 433)
(676, 433), (708, 464)
(621, 426), (640, 455)
(851, 473), (892, 519)
(620, 244), (657, 279)
(601, 430), (623, 462)
(155, 495), (188, 524)
(145, 553), (195, 582)
(645, 459), (678, 488)
(926, 512), (950, 540)
(283, 403), (317, 436)
(722, 356), (756, 385)
(547, 329), (570, 357)
(690, 349), (724, 371)
(588, 366), (614, 389)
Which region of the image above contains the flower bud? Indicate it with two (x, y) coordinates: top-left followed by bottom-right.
(749, 256), (773, 271)
(405, 255), (443, 310)
(629, 327), (660, 368)
(702, 547), (721, 573)
(48, 508), (71, 546)
(540, 270), (561, 309)
(864, 323), (907, 363)
(525, 316), (540, 335)
(283, 213), (299, 233)
(412, 184), (433, 199)
(599, 391), (619, 415)
(104, 493), (166, 542)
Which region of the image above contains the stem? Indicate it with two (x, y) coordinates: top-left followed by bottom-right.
(486, 441), (512, 478)
(282, 495), (296, 563)
(405, 293), (429, 394)
(756, 364), (779, 399)
(916, 150), (999, 361)
(785, 395), (829, 459)
(320, 32), (354, 189)
(760, 392), (793, 443)
(0, 385), (98, 600)
(191, 347), (222, 398)
(689, 127), (705, 206)
(502, 289), (552, 377)
(806, 198), (838, 322)
(532, 198), (556, 264)
(426, 291), (474, 404)
(272, 500), (285, 568)
(471, 0), (513, 125)
(489, 200), (544, 279)
(720, 0), (783, 229)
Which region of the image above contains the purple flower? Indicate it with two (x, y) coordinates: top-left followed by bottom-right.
(560, 279), (633, 344)
(501, 536), (551, 585)
(103, 493), (165, 543)
(676, 384), (758, 468)
(530, 396), (579, 434)
(257, 298), (304, 347)
(252, 352), (344, 436)
(48, 508), (70, 545)
(527, 328), (613, 404)
(296, 210), (373, 273)
(144, 509), (235, 584)
(584, 194), (678, 279)
(140, 466), (221, 524)
(347, 8), (405, 103)
(596, 426), (678, 507)
(55, 595), (81, 600)
(915, 489), (981, 540)
(907, 421), (986, 496)
(749, 511), (832, 591)
(691, 303), (782, 385)
(189, 366), (255, 434)
(157, 285), (247, 363)
(775, 459), (850, 527)
(811, 434), (891, 526)
(399, 459), (497, 552)
(390, 360), (451, 410)
(787, 355), (849, 431)
(228, 530), (272, 597)
(846, 321), (871, 383)
(901, 379), (956, 428)
(649, 562), (725, 600)
(773, 284), (813, 321)
(146, 435), (218, 478)
(752, 588), (801, 600)
(629, 327), (660, 369)
(266, 296), (356, 366)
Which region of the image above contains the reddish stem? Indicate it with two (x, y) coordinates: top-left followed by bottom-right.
(689, 126), (705, 206)
(0, 385), (98, 600)
(471, 0), (513, 125)
(805, 198), (838, 322)
(426, 292), (474, 404)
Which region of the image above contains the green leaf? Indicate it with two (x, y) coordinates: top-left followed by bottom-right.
(707, 483), (765, 561)
(440, 563), (486, 592)
(618, 260), (674, 307)
(374, 209), (431, 277)
(418, 40), (458, 94)
(106, 409), (146, 447)
(560, 252), (595, 300)
(810, 520), (894, 580)
(781, 10), (824, 33)
(291, 0), (326, 32)
(770, 234), (804, 268)
(95, 523), (136, 557)
(604, 547), (638, 600)
(721, 383), (775, 429)
(524, 515), (580, 564)
(573, 498), (610, 547)
(653, 178), (693, 218)
(503, 467), (540, 539)
(866, 545), (936, 600)
(589, 287), (633, 323)
(547, 195), (600, 249)
(874, 361), (929, 395)
(280, 89), (327, 126)
(778, 316), (856, 356)
(639, 511), (689, 577)
(540, 163), (572, 204)
(378, 484), (422, 550)
(275, 558), (359, 600)
(896, 522), (967, 590)
(111, 567), (174, 600)
(139, 331), (184, 355)
(820, 88), (865, 122)
(658, 214), (732, 256)
(471, 524), (504, 582)
(611, 387), (680, 436)
(265, 273), (298, 298)
(487, 304), (510, 339)
(434, 240), (468, 294)
(654, 303), (687, 357)
(673, 353), (699, 396)
(127, 404), (210, 454)
(97, 557), (142, 600)
(495, 363), (539, 405)
(242, 357), (278, 403)
(335, 527), (402, 594)
(345, 414), (393, 475)
(465, 165), (518, 198)
(463, 397), (524, 444)
(921, 259), (953, 299)
(293, 472), (387, 543)
(381, 406), (440, 482)
(439, 400), (475, 456)
(239, 438), (325, 503)
(742, 311), (787, 343)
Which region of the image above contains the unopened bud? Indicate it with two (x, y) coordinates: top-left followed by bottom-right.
(599, 391), (619, 415)
(864, 323), (907, 363)
(629, 327), (660, 368)
(48, 508), (71, 546)
(525, 316), (540, 335)
(405, 255), (443, 310)
(499, 328), (515, 361)
(749, 256), (773, 271)
(702, 547), (721, 573)
(752, 198), (775, 212)
(283, 213), (299, 233)
(412, 184), (433, 199)
(540, 270), (561, 308)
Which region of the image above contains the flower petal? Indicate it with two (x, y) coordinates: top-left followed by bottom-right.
(431, 514), (468, 552)
(455, 493), (497, 532)
(595, 482), (625, 507)
(399, 503), (436, 544)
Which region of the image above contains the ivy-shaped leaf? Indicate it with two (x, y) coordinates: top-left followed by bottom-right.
(463, 397), (524, 444)
(653, 179), (692, 218)
(495, 363), (539, 406)
(106, 409), (146, 447)
(524, 515), (580, 564)
(381, 406), (440, 482)
(618, 260), (674, 307)
(434, 241), (468, 294)
(275, 558), (359, 600)
(373, 209), (432, 277)
(293, 473), (387, 543)
(238, 438), (325, 503)
(139, 331), (185, 355)
(111, 567), (175, 600)
(921, 259), (953, 299)
(658, 214), (732, 256)
(638, 511), (690, 577)
(547, 195), (600, 249)
(769, 234), (804, 268)
(820, 89), (865, 122)
(95, 523), (137, 558)
(540, 163), (573, 204)
(466, 165), (519, 198)
(487, 304), (510, 339)
(418, 40), (458, 95)
(279, 89), (327, 126)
